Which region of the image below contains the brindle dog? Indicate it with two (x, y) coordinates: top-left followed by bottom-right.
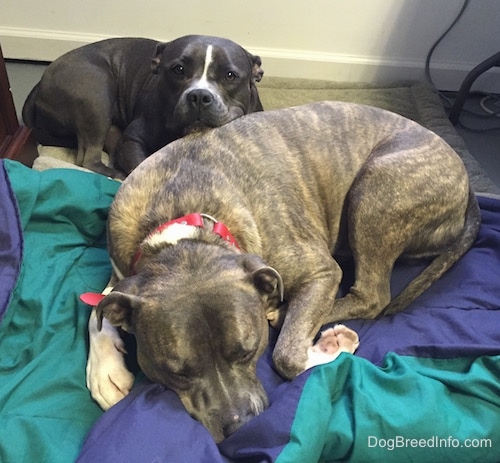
(87, 101), (480, 442)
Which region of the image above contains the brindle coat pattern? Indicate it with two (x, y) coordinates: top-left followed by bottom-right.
(96, 101), (480, 441)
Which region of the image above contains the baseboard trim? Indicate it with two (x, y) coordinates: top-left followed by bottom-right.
(2, 27), (499, 93)
(0, 27), (111, 61)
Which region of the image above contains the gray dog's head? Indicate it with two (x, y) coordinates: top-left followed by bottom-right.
(96, 243), (283, 442)
(151, 34), (264, 137)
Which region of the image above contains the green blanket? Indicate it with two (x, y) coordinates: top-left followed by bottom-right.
(278, 354), (500, 462)
(0, 161), (118, 462)
(2, 159), (500, 463)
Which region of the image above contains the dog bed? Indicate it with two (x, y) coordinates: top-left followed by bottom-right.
(33, 79), (499, 195)
(1, 80), (500, 462)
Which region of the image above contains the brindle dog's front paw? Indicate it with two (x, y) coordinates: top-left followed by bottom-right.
(272, 347), (307, 380)
(305, 324), (359, 370)
(86, 326), (135, 410)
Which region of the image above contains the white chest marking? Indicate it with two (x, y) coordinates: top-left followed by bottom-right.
(146, 223), (198, 248)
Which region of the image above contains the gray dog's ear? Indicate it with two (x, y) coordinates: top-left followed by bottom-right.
(96, 277), (142, 332)
(249, 54), (264, 83)
(151, 42), (168, 74)
(242, 255), (284, 303)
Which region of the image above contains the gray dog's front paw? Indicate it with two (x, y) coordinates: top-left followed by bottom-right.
(305, 324), (359, 370)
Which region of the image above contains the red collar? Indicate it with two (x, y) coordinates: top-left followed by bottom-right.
(132, 213), (239, 272)
(80, 214), (239, 307)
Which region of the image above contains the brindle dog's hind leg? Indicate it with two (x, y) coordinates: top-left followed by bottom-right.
(329, 169), (405, 321)
(330, 163), (432, 321)
(331, 238), (398, 321)
(330, 146), (469, 323)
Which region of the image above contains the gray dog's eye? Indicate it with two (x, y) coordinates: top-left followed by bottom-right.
(225, 71), (238, 81)
(171, 64), (185, 76)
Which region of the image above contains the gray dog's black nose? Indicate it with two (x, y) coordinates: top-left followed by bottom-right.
(187, 88), (214, 108)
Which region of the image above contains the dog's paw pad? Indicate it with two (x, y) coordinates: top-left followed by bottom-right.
(329, 324), (360, 353)
(305, 324), (359, 370)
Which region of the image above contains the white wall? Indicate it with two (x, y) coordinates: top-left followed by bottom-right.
(1, 0), (499, 92)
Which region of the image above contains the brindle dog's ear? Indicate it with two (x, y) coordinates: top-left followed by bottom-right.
(151, 42), (168, 74)
(242, 255), (284, 303)
(249, 54), (264, 83)
(253, 266), (284, 303)
(96, 277), (142, 333)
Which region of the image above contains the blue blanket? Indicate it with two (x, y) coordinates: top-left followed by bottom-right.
(1, 159), (499, 462)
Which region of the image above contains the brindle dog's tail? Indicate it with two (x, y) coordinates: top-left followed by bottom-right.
(382, 188), (481, 316)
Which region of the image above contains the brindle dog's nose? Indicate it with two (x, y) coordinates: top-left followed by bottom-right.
(187, 88), (214, 108)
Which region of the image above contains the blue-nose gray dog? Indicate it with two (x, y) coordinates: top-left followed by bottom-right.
(22, 35), (263, 178)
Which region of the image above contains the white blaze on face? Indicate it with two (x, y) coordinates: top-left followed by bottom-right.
(197, 45), (214, 89)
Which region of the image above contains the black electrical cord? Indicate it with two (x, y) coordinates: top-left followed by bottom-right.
(424, 0), (500, 131)
(424, 0), (471, 87)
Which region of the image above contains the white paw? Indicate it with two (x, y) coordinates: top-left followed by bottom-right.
(305, 324), (360, 370)
(87, 312), (135, 410)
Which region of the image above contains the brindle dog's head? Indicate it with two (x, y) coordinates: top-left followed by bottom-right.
(96, 242), (283, 442)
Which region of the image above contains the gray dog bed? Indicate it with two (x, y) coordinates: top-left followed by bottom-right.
(33, 78), (499, 195)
